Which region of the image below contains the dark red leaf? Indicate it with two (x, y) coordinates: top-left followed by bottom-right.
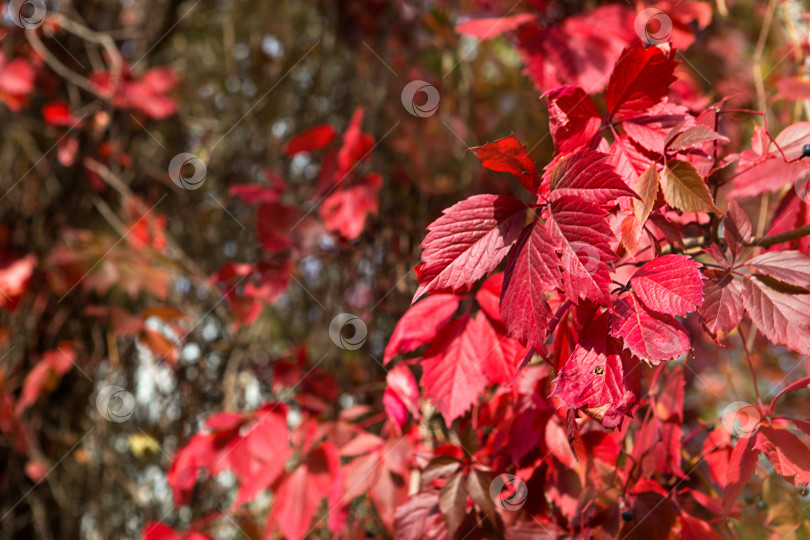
(606, 43), (677, 119)
(553, 311), (640, 427)
(545, 196), (615, 304)
(543, 86), (602, 153)
(500, 220), (559, 352)
(471, 134), (540, 193)
(284, 125), (337, 156)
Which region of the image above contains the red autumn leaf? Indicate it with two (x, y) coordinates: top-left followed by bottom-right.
(659, 160), (721, 214)
(414, 194), (527, 300)
(553, 311), (640, 427)
(667, 124), (729, 152)
(284, 124), (337, 155)
(383, 365), (420, 429)
(723, 199), (752, 258)
(606, 43), (677, 119)
(610, 133), (654, 186)
(629, 254), (704, 316)
(500, 220), (559, 352)
(420, 314), (489, 427)
(548, 149), (638, 205)
(543, 85), (601, 153)
(319, 173), (382, 240)
(746, 251), (810, 289)
(769, 375), (810, 411)
(17, 347), (77, 412)
(623, 102), (692, 154)
(143, 523), (182, 540)
(754, 426), (810, 489)
(0, 53), (35, 110)
(336, 107), (374, 175)
(42, 101), (83, 127)
(476, 309), (529, 385)
(700, 273), (745, 334)
(514, 5), (636, 93)
(384, 294), (460, 363)
(610, 293), (691, 363)
(126, 67), (178, 119)
(545, 195), (615, 304)
(474, 272), (505, 323)
(393, 491), (443, 540)
(742, 276), (810, 355)
(269, 443), (339, 540)
(680, 513), (725, 540)
(230, 407), (292, 507)
(775, 77), (810, 101)
(471, 134), (540, 194)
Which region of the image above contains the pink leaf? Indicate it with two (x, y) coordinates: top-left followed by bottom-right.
(700, 274), (744, 334)
(742, 276), (810, 355)
(746, 251), (810, 289)
(455, 13), (537, 40)
(754, 427), (810, 489)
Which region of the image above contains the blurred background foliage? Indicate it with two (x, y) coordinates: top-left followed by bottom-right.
(1, 0), (809, 538)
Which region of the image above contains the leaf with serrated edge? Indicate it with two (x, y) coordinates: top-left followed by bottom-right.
(545, 196), (616, 304)
(552, 311), (639, 428)
(743, 276), (810, 355)
(630, 255), (704, 316)
(610, 293), (691, 364)
(420, 315), (489, 427)
(414, 194), (527, 300)
(659, 160), (720, 214)
(500, 220), (559, 352)
(700, 274), (744, 334)
(746, 251), (810, 289)
(549, 149), (638, 204)
(633, 165), (659, 225)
